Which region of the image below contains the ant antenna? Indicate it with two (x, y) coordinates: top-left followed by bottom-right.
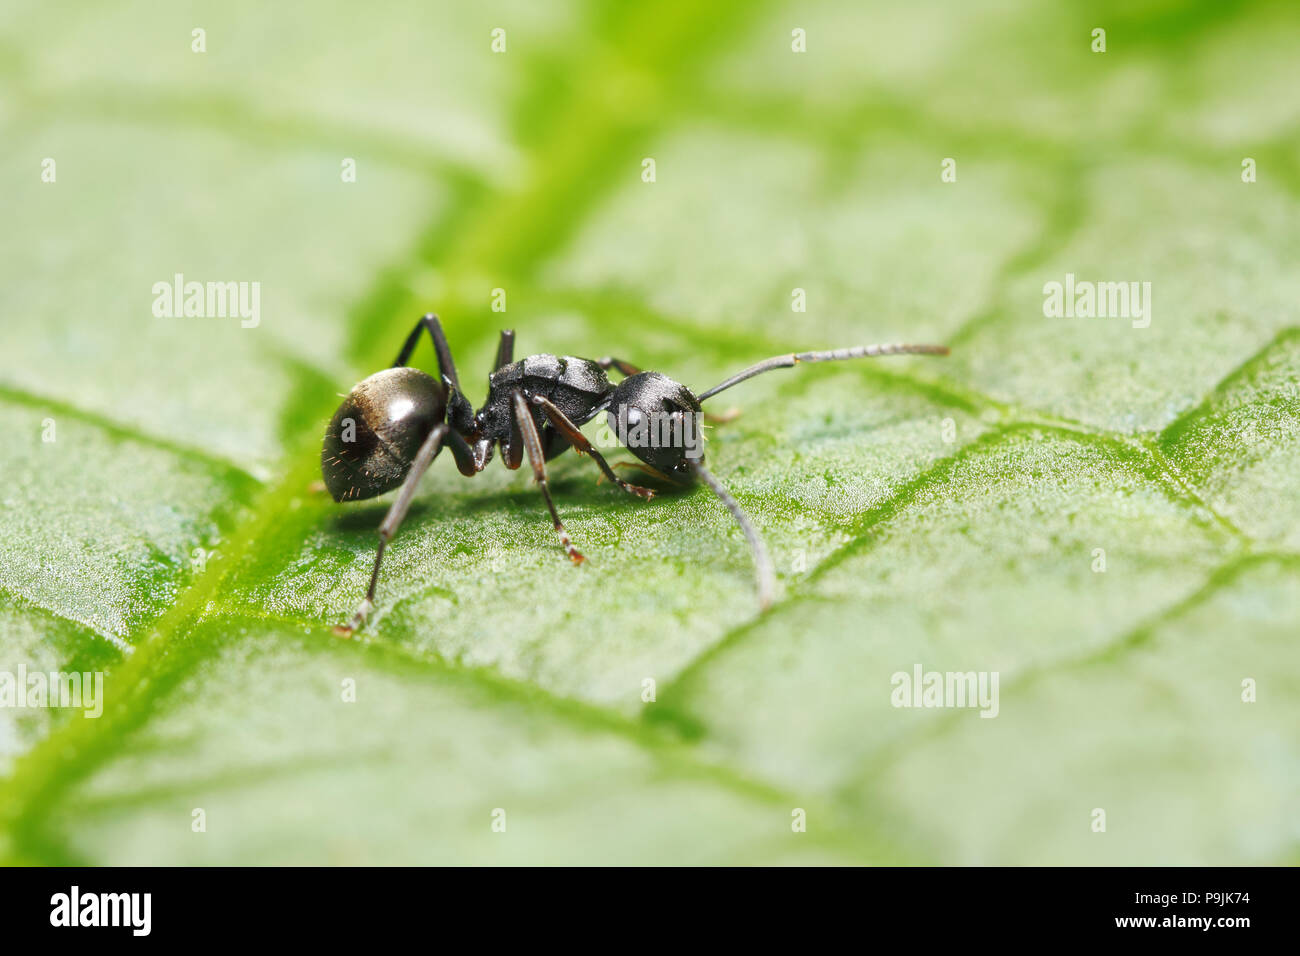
(688, 460), (776, 610)
(697, 343), (949, 402)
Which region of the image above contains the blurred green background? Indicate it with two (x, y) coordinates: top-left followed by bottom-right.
(0, 0), (1297, 864)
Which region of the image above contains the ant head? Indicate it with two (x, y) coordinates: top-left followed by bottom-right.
(606, 371), (705, 479)
(322, 367), (447, 502)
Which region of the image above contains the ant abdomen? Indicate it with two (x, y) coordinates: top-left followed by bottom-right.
(321, 367), (446, 502)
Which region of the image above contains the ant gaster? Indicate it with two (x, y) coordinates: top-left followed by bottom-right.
(322, 313), (948, 634)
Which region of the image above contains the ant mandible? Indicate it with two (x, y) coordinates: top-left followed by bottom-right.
(322, 313), (948, 634)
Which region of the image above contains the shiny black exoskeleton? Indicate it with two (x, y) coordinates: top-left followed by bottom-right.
(323, 313), (948, 634)
(322, 366), (449, 502)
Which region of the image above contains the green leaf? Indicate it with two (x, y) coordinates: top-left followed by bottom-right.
(1, 0), (1297, 864)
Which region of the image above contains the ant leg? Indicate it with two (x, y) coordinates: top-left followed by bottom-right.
(500, 403), (524, 469)
(613, 461), (680, 484)
(494, 329), (515, 372)
(596, 356), (641, 378)
(335, 423), (449, 637)
(538, 422), (572, 460)
(445, 427), (479, 477)
(392, 313), (462, 392)
(528, 395), (655, 500)
(512, 391), (585, 564)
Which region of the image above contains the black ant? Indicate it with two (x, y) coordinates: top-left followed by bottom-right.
(322, 313), (948, 634)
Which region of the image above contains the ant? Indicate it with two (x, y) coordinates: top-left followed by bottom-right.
(322, 313), (948, 634)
